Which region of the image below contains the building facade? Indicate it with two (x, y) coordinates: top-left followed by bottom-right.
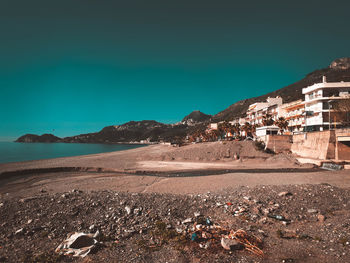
(278, 99), (305, 133)
(303, 76), (350, 131)
(246, 97), (283, 125)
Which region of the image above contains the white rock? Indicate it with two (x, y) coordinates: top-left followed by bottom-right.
(182, 218), (193, 224)
(15, 228), (24, 235)
(125, 206), (131, 215)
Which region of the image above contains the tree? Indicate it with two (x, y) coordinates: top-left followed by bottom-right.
(218, 121), (233, 140)
(275, 117), (289, 134)
(241, 122), (253, 138)
(333, 98), (350, 127)
(262, 114), (275, 126)
(232, 123), (241, 137)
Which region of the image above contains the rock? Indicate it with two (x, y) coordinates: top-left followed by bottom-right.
(89, 225), (95, 230)
(330, 57), (350, 70)
(317, 214), (326, 223)
(0, 203), (3, 208)
(125, 206), (131, 215)
(175, 227), (183, 234)
(199, 241), (211, 249)
(278, 191), (292, 197)
(194, 211), (201, 217)
(182, 218), (193, 224)
(61, 194), (68, 198)
(133, 208), (142, 216)
(15, 228), (24, 235)
(221, 237), (243, 250)
(307, 209), (318, 214)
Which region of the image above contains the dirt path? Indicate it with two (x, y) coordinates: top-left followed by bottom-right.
(1, 169), (350, 198)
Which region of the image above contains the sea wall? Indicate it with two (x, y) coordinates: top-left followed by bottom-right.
(291, 131), (336, 160)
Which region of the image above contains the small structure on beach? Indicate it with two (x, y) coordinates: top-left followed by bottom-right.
(255, 126), (279, 137)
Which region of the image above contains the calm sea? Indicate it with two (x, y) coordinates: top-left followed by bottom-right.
(0, 142), (146, 164)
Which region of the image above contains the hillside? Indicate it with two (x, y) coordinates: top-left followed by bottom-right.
(15, 57), (350, 143)
(15, 134), (61, 143)
(182, 110), (212, 123)
(61, 120), (191, 143)
(212, 58), (350, 122)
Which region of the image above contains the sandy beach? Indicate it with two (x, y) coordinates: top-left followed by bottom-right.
(1, 141), (350, 262)
(0, 141), (348, 197)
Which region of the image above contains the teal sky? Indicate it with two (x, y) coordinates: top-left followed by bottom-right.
(1, 0), (350, 141)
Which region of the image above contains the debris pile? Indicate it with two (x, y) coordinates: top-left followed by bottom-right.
(55, 231), (100, 257)
(188, 217), (263, 256)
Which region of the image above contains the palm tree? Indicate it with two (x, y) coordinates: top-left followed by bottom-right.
(232, 123), (241, 137)
(262, 114), (275, 126)
(333, 98), (350, 127)
(275, 117), (289, 134)
(218, 121), (232, 139)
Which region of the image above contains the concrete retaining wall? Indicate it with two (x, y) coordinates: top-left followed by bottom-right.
(291, 131), (335, 160)
(262, 135), (292, 153)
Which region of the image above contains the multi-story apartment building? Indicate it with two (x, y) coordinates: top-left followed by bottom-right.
(246, 97), (283, 125)
(303, 76), (350, 131)
(279, 99), (305, 133)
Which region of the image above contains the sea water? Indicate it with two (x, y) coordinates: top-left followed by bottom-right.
(0, 142), (146, 164)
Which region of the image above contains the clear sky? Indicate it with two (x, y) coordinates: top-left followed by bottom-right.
(0, 0), (350, 141)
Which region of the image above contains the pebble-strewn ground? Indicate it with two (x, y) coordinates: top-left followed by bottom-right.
(1, 184), (350, 263)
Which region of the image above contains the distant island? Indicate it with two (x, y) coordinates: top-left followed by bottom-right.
(16, 57), (350, 144)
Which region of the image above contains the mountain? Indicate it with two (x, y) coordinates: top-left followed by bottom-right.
(212, 57), (350, 122)
(182, 110), (212, 124)
(15, 133), (62, 143)
(61, 120), (191, 143)
(15, 57), (350, 144)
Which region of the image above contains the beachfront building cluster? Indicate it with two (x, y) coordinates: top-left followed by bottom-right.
(303, 76), (350, 131)
(248, 76), (350, 132)
(246, 97), (283, 126)
(208, 76), (350, 135)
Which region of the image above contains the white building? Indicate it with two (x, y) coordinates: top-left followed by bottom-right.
(246, 97), (283, 125)
(279, 99), (305, 133)
(255, 126), (279, 137)
(303, 76), (350, 131)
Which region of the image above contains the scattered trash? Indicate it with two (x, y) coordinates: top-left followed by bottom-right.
(307, 208), (318, 214)
(55, 231), (99, 258)
(189, 219), (263, 256)
(278, 191), (292, 197)
(321, 162), (343, 171)
(205, 218), (212, 225)
(221, 237), (243, 250)
(267, 214), (287, 221)
(194, 211), (201, 217)
(191, 232), (198, 241)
